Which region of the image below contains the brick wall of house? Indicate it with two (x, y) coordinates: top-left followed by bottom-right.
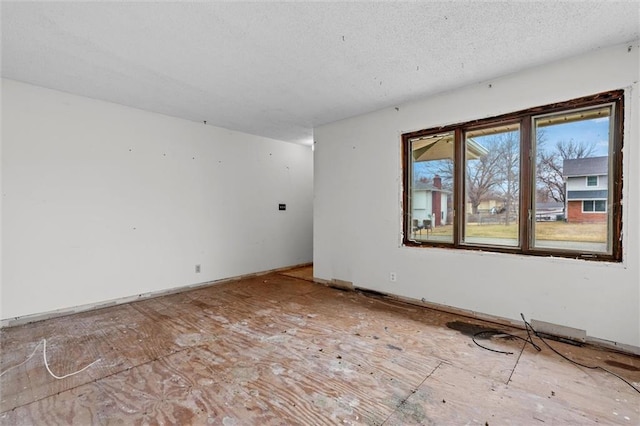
(567, 201), (607, 223)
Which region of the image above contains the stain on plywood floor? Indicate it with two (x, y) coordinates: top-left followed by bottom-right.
(1, 272), (638, 425)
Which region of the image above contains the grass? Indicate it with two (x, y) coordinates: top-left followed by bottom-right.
(426, 221), (606, 243)
(533, 221), (606, 243)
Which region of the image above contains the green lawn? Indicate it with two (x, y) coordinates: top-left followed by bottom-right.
(533, 221), (606, 243)
(428, 221), (606, 243)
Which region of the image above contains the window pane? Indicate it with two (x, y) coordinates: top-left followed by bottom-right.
(409, 132), (454, 243)
(595, 200), (607, 212)
(463, 125), (520, 247)
(533, 106), (611, 254)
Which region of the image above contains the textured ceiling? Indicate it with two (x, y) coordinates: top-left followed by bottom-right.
(2, 2), (639, 145)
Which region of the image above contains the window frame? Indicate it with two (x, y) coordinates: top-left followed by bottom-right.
(586, 176), (598, 187)
(402, 90), (624, 262)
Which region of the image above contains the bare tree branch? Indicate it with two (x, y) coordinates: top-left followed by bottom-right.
(536, 139), (597, 205)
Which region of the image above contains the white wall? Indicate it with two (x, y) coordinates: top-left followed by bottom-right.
(1, 79), (313, 320)
(566, 175), (607, 191)
(314, 42), (640, 347)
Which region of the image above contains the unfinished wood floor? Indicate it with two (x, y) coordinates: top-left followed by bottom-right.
(1, 267), (639, 425)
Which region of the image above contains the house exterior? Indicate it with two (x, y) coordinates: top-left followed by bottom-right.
(412, 175), (450, 226)
(466, 197), (504, 214)
(563, 156), (608, 223)
(535, 202), (564, 221)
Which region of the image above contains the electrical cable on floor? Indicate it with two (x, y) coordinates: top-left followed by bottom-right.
(0, 339), (101, 380)
(472, 313), (639, 395)
(472, 331), (540, 355)
(520, 314), (640, 395)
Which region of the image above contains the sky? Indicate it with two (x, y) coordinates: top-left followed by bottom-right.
(539, 116), (610, 157)
(413, 115), (610, 183)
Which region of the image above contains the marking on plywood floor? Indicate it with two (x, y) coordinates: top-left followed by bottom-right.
(605, 360), (640, 371)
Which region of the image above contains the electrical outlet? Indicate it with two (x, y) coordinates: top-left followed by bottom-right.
(195, 264), (201, 273)
(389, 272), (397, 282)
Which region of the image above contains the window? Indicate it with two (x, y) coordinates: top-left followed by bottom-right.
(403, 90), (623, 261)
(583, 200), (607, 213)
(407, 132), (454, 243)
(464, 124), (520, 247)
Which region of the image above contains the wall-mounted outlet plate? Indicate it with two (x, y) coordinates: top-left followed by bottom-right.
(390, 272), (397, 282)
(195, 264), (201, 273)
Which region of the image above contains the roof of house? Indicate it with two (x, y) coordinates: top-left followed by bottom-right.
(563, 156), (608, 177)
(536, 202), (564, 211)
(411, 135), (489, 162)
(413, 181), (452, 193)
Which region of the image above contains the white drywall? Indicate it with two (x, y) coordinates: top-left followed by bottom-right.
(1, 79), (313, 320)
(314, 42), (640, 347)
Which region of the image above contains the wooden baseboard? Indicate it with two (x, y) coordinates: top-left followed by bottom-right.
(315, 279), (640, 357)
(390, 294), (640, 356)
(1, 262), (312, 329)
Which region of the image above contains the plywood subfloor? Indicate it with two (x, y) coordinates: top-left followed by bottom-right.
(1, 271), (638, 424)
(279, 265), (313, 282)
